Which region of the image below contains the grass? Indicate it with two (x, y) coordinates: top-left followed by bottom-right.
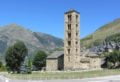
(1, 69), (120, 80)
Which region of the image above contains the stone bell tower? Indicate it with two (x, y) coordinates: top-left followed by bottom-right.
(64, 10), (80, 70)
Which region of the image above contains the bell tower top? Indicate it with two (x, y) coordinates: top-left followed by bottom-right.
(65, 9), (80, 14)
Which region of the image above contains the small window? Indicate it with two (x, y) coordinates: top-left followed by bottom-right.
(76, 33), (78, 36)
(76, 15), (78, 21)
(68, 41), (71, 46)
(76, 24), (78, 27)
(68, 49), (70, 54)
(76, 41), (78, 45)
(68, 56), (70, 62)
(68, 33), (71, 38)
(68, 24), (71, 30)
(68, 15), (72, 21)
(76, 49), (78, 52)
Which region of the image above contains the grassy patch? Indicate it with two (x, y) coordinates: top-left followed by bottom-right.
(1, 69), (120, 80)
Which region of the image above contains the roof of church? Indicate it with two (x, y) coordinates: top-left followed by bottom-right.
(65, 9), (80, 14)
(47, 51), (64, 59)
(81, 49), (99, 57)
(47, 50), (99, 59)
(86, 52), (99, 58)
(80, 58), (90, 63)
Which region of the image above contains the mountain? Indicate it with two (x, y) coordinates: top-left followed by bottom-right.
(33, 32), (63, 50)
(0, 24), (63, 60)
(81, 18), (120, 49)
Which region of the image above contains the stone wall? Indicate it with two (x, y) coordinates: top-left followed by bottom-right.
(89, 58), (101, 69)
(58, 55), (64, 70)
(46, 59), (58, 71)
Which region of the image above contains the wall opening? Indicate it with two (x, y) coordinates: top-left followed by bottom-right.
(68, 41), (71, 46)
(68, 15), (72, 22)
(68, 33), (71, 38)
(68, 49), (70, 54)
(76, 15), (78, 22)
(68, 24), (71, 30)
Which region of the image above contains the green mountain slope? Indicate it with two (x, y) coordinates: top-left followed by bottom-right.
(0, 24), (63, 61)
(81, 18), (120, 48)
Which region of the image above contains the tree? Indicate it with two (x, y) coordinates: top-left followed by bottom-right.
(28, 58), (32, 71)
(5, 41), (28, 73)
(102, 50), (120, 69)
(26, 58), (32, 74)
(0, 61), (6, 71)
(0, 61), (3, 68)
(20, 57), (32, 74)
(33, 51), (47, 70)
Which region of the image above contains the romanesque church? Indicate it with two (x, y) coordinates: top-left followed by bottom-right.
(46, 10), (101, 71)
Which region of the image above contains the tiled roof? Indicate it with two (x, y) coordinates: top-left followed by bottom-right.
(80, 58), (90, 63)
(86, 52), (99, 57)
(47, 51), (64, 59)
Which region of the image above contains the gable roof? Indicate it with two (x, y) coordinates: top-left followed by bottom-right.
(47, 51), (64, 59)
(86, 52), (99, 58)
(80, 58), (90, 63)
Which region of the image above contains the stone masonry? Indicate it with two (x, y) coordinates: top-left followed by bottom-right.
(64, 10), (81, 70)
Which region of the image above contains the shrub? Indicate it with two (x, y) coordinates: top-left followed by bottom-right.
(33, 51), (47, 70)
(102, 50), (120, 69)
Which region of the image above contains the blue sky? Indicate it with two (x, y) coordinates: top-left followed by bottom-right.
(0, 0), (120, 38)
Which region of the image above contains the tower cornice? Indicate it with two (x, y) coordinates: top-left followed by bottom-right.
(65, 9), (80, 14)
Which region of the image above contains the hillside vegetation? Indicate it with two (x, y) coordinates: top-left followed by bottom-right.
(81, 18), (120, 48)
(0, 24), (63, 61)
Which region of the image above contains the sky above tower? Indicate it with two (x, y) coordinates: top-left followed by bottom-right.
(0, 0), (120, 38)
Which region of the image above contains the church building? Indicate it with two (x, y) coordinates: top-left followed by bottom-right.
(46, 10), (101, 71)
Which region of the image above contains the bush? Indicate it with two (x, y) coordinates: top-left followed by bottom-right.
(0, 61), (6, 71)
(102, 50), (120, 69)
(33, 51), (47, 70)
(20, 65), (32, 74)
(20, 57), (32, 74)
(0, 61), (2, 68)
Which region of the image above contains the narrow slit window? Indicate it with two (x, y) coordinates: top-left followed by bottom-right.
(68, 41), (71, 46)
(76, 33), (78, 36)
(76, 41), (78, 45)
(76, 49), (78, 52)
(68, 56), (70, 62)
(68, 33), (71, 38)
(68, 15), (72, 22)
(68, 49), (70, 54)
(76, 24), (78, 28)
(68, 24), (71, 30)
(76, 15), (78, 22)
